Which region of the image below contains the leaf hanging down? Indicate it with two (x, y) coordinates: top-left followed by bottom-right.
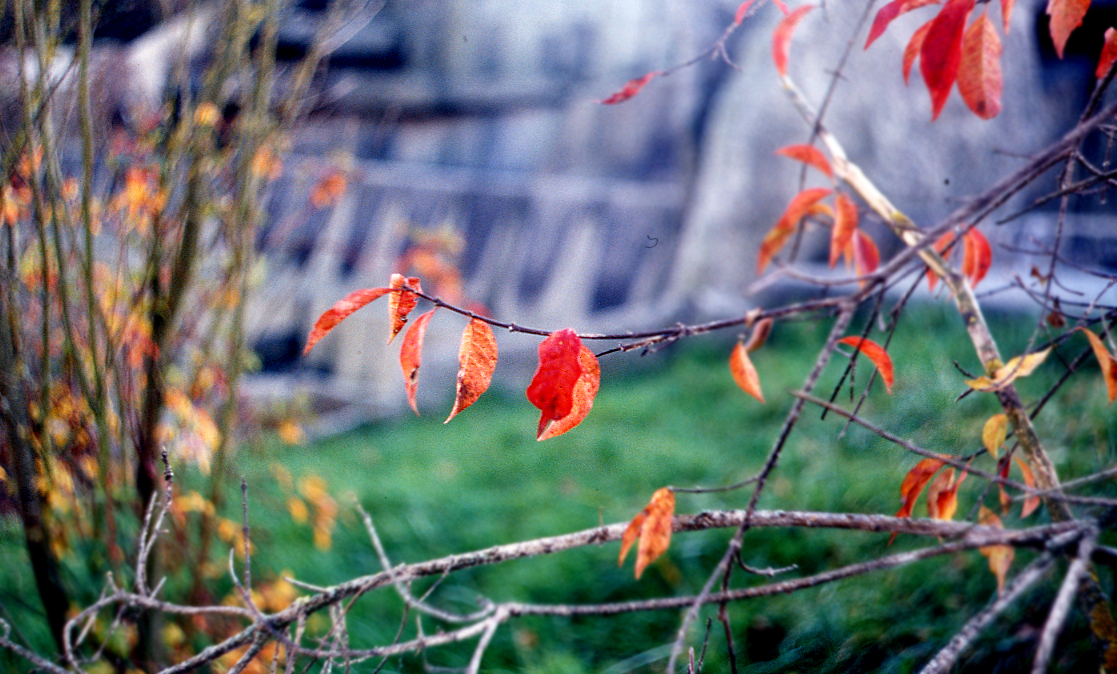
(1047, 0), (1090, 59)
(304, 287), (391, 355)
(538, 345), (601, 441)
(758, 187), (832, 274)
(978, 505), (1014, 595)
(744, 317), (774, 352)
(927, 466), (967, 520)
(730, 341), (765, 403)
(838, 336), (895, 393)
(957, 14), (1003, 119)
(830, 194), (858, 268)
(864, 0), (941, 49)
(619, 488), (676, 579)
(1098, 27), (1117, 78)
(1014, 455), (1040, 518)
(526, 329), (584, 439)
(772, 5), (816, 77)
(982, 413), (1008, 459)
(904, 20), (935, 84)
(775, 144), (834, 179)
(964, 348), (1051, 391)
(962, 228), (993, 286)
(920, 0), (976, 120)
(399, 309), (436, 415)
(890, 456), (945, 544)
(598, 71), (662, 105)
(734, 0), (756, 25)
(1077, 327), (1117, 404)
(445, 319), (499, 423)
(925, 232), (955, 291)
(388, 274), (422, 344)
(851, 229), (881, 279)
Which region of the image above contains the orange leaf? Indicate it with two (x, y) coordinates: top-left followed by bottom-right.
(1047, 0), (1090, 59)
(538, 345), (600, 440)
(445, 319), (499, 423)
(926, 232), (955, 291)
(775, 144), (833, 179)
(920, 0), (975, 120)
(865, 0), (941, 49)
(1013, 455), (1041, 518)
(734, 0), (756, 25)
(851, 229), (880, 279)
(904, 20), (934, 84)
(982, 413), (1007, 459)
(772, 5), (815, 77)
(957, 14), (1003, 119)
(304, 287), (392, 355)
(744, 317), (774, 352)
(730, 341), (765, 403)
(1097, 27), (1117, 78)
(388, 274), (422, 343)
(399, 309), (436, 415)
(599, 71), (661, 105)
(1077, 327), (1117, 404)
(619, 488), (676, 579)
(526, 329), (584, 439)
(927, 467), (966, 520)
(962, 228), (993, 286)
(839, 336), (895, 393)
(830, 194), (858, 268)
(1001, 0), (1016, 32)
(978, 505), (1014, 595)
(758, 187), (832, 274)
(890, 457), (945, 543)
(998, 458), (1013, 514)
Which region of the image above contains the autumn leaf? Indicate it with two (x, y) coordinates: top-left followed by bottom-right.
(1097, 27), (1117, 78)
(864, 0), (941, 49)
(599, 71), (662, 105)
(400, 309), (436, 415)
(982, 413), (1007, 459)
(838, 336), (895, 393)
(830, 194), (858, 268)
(304, 287), (391, 355)
(619, 488), (676, 579)
(964, 348), (1051, 391)
(730, 341), (764, 403)
(978, 505), (1014, 594)
(851, 229), (881, 279)
(904, 20), (934, 84)
(962, 228), (993, 287)
(758, 187), (832, 274)
(957, 14), (1003, 119)
(1047, 0), (1090, 59)
(926, 232), (955, 291)
(538, 345), (600, 441)
(445, 319), (499, 423)
(388, 274), (422, 344)
(744, 317), (774, 352)
(890, 456), (945, 544)
(775, 144), (834, 179)
(526, 329), (584, 439)
(1076, 327), (1117, 404)
(734, 0), (756, 25)
(1001, 0), (1016, 32)
(1014, 455), (1040, 518)
(920, 0), (976, 120)
(927, 466), (967, 521)
(772, 5), (815, 78)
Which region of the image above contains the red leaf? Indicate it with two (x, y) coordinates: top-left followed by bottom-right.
(526, 329), (584, 439)
(962, 228), (993, 286)
(926, 232), (955, 291)
(399, 309), (436, 415)
(1014, 455), (1040, 518)
(772, 5), (815, 77)
(830, 194), (858, 269)
(852, 229), (881, 278)
(758, 187), (832, 274)
(920, 0), (975, 120)
(304, 287), (391, 355)
(775, 144), (833, 179)
(1047, 0), (1090, 59)
(734, 0), (756, 25)
(445, 319), (499, 423)
(772, 0), (790, 15)
(538, 345), (600, 441)
(619, 488), (676, 579)
(388, 274), (422, 343)
(599, 71), (661, 105)
(865, 0), (941, 49)
(957, 14), (1003, 119)
(1098, 27), (1117, 78)
(838, 336), (895, 393)
(904, 20), (934, 84)
(730, 341), (765, 403)
(1076, 327), (1117, 404)
(1001, 0), (1016, 33)
(889, 457), (945, 543)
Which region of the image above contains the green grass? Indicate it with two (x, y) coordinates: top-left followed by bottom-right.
(2, 304), (1115, 672)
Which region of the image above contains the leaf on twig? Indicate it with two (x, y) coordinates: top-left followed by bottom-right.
(445, 319), (499, 423)
(598, 72), (662, 105)
(730, 341), (764, 403)
(1098, 27), (1117, 78)
(1076, 327), (1117, 404)
(964, 348), (1051, 391)
(758, 187), (832, 274)
(927, 466), (967, 520)
(978, 505), (1014, 595)
(400, 309), (436, 415)
(1014, 455), (1040, 518)
(962, 228), (993, 286)
(775, 144), (834, 179)
(304, 287), (391, 355)
(982, 413), (1007, 459)
(526, 329), (584, 439)
(388, 274), (422, 344)
(830, 193), (858, 269)
(926, 232), (955, 291)
(772, 5), (816, 77)
(734, 0), (756, 25)
(619, 488), (676, 579)
(838, 336), (895, 393)
(744, 317), (774, 353)
(890, 456), (945, 544)
(957, 13), (1003, 119)
(1047, 0), (1090, 59)
(538, 345), (600, 441)
(864, 0), (941, 49)
(920, 0), (976, 120)
(851, 229), (881, 279)
(904, 20), (935, 84)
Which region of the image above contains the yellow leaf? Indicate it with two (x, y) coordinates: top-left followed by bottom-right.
(978, 505), (1014, 595)
(964, 348), (1051, 391)
(982, 413), (1007, 459)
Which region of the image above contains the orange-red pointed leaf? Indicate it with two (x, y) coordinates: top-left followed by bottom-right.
(927, 467), (966, 520)
(1001, 0), (1016, 32)
(890, 457), (945, 543)
(1047, 0), (1090, 59)
(304, 287), (392, 355)
(962, 228), (993, 286)
(1098, 28), (1117, 78)
(599, 71), (661, 105)
(526, 329), (584, 439)
(734, 0), (756, 25)
(538, 345), (600, 441)
(388, 274), (422, 343)
(865, 0), (941, 49)
(957, 14), (1003, 119)
(851, 229), (881, 279)
(758, 187), (832, 274)
(979, 505), (1014, 594)
(1014, 455), (1040, 518)
(839, 336), (895, 393)
(775, 144), (833, 179)
(1077, 327), (1117, 404)
(399, 309), (436, 415)
(619, 488), (676, 579)
(830, 194), (858, 268)
(772, 5), (815, 77)
(920, 0), (975, 120)
(730, 341), (765, 403)
(904, 20), (935, 84)
(982, 413), (1007, 459)
(445, 319), (499, 423)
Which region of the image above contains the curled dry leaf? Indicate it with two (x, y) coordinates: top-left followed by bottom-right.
(956, 14), (1003, 119)
(927, 466), (968, 521)
(1047, 0), (1090, 59)
(890, 456), (945, 544)
(1098, 27), (1117, 78)
(772, 5), (816, 78)
(445, 319), (499, 423)
(758, 187), (832, 274)
(599, 71), (662, 105)
(830, 194), (858, 269)
(838, 336), (895, 393)
(1076, 327), (1117, 404)
(744, 317), (774, 352)
(920, 0), (976, 120)
(619, 488), (676, 579)
(775, 144), (834, 179)
(399, 309), (436, 415)
(964, 348), (1051, 392)
(304, 287), (392, 355)
(526, 329), (584, 439)
(538, 345), (600, 441)
(388, 274), (422, 343)
(730, 341), (764, 404)
(962, 228), (993, 286)
(978, 505), (1014, 595)
(982, 413), (1007, 459)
